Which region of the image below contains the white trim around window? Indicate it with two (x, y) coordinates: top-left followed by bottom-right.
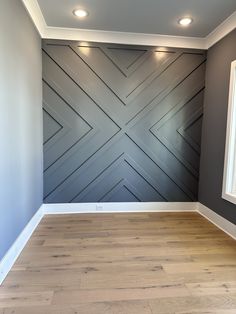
(222, 60), (236, 205)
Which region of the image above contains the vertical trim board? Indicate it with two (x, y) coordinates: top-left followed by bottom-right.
(222, 60), (236, 205)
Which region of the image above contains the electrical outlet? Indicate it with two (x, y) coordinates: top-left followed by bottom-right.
(96, 205), (103, 211)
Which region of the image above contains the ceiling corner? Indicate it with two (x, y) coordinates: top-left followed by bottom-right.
(21, 0), (46, 37)
(206, 11), (236, 49)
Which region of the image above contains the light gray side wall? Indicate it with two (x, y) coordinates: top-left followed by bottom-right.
(199, 29), (236, 224)
(0, 0), (43, 259)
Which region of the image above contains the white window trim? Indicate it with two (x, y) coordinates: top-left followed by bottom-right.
(222, 60), (236, 205)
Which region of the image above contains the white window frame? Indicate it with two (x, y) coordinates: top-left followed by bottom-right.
(222, 60), (236, 205)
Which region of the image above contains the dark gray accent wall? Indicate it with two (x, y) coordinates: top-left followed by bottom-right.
(43, 41), (206, 203)
(199, 29), (236, 224)
(0, 0), (43, 260)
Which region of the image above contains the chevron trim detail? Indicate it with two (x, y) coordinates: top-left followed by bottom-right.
(43, 41), (206, 203)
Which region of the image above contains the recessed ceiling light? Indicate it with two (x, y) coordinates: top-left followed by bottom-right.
(178, 17), (193, 26)
(73, 9), (89, 18)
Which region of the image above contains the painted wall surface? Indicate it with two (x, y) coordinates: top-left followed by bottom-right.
(0, 0), (43, 259)
(199, 29), (236, 224)
(43, 41), (206, 203)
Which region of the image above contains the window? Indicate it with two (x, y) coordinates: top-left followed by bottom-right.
(222, 60), (236, 204)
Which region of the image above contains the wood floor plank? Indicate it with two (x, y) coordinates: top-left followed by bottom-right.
(0, 212), (235, 313)
(1, 301), (153, 314)
(2, 269), (81, 287)
(52, 284), (190, 305)
(175, 310), (236, 314)
(149, 294), (236, 313)
(163, 262), (236, 274)
(0, 291), (53, 308)
(186, 281), (236, 296)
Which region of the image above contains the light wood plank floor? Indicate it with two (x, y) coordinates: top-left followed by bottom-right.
(0, 212), (236, 313)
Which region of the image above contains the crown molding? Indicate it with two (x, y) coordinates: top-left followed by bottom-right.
(21, 0), (236, 50)
(206, 11), (236, 49)
(21, 0), (46, 37)
(45, 26), (206, 49)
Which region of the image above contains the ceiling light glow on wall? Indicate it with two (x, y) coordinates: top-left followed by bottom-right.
(178, 17), (193, 26)
(73, 9), (88, 18)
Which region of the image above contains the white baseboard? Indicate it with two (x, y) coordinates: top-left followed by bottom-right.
(0, 205), (44, 285)
(197, 202), (236, 240)
(42, 202), (197, 214)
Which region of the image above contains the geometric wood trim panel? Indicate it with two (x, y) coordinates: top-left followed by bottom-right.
(43, 40), (206, 203)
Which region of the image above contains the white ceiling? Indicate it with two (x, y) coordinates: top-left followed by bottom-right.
(37, 0), (236, 37)
(21, 0), (236, 49)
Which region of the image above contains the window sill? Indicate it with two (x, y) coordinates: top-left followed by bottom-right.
(222, 192), (236, 205)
